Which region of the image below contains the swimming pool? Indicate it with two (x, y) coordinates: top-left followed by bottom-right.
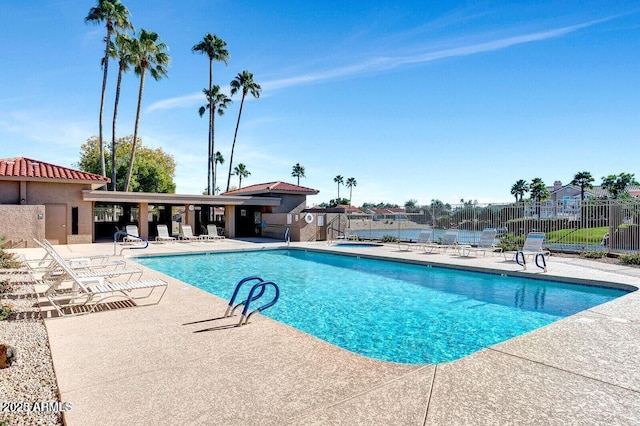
(136, 249), (629, 364)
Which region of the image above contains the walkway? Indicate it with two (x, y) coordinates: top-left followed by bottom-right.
(23, 240), (640, 425)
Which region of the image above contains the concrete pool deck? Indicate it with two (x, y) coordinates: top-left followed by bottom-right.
(19, 239), (640, 425)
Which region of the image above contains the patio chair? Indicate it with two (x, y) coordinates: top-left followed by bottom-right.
(429, 229), (461, 254)
(206, 224), (225, 240)
(156, 224), (176, 242)
(26, 239), (130, 273)
(459, 228), (503, 257)
(179, 225), (203, 241)
(397, 229), (433, 251)
(39, 241), (168, 316)
(123, 225), (143, 244)
(504, 232), (550, 271)
(32, 240), (144, 296)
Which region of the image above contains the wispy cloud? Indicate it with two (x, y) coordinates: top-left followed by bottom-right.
(147, 17), (610, 113)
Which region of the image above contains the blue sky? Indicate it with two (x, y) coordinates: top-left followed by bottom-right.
(1, 1), (638, 206)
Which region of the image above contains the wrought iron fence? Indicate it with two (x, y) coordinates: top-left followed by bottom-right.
(346, 200), (640, 254)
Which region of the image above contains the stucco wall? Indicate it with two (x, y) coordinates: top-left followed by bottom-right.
(0, 182), (20, 204)
(22, 182), (94, 244)
(0, 205), (45, 247)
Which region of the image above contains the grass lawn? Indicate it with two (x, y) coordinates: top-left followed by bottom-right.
(546, 227), (608, 245)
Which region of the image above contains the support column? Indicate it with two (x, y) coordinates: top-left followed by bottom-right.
(225, 205), (235, 239)
(139, 202), (149, 240)
(185, 204), (196, 229)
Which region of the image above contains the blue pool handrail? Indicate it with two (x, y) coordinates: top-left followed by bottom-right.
(238, 281), (280, 326)
(224, 276), (266, 318)
(535, 253), (548, 272)
(515, 251), (548, 273)
(113, 230), (149, 255)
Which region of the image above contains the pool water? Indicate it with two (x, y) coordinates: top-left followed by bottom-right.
(136, 250), (628, 364)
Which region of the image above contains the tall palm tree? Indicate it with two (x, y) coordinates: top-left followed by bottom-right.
(199, 85), (231, 194)
(214, 151), (224, 194)
(192, 34), (229, 195)
(226, 71), (261, 192)
(510, 179), (529, 202)
(291, 163), (305, 185)
(570, 171), (594, 201)
(85, 0), (134, 180)
(346, 177), (357, 205)
(123, 29), (170, 192)
(110, 32), (133, 191)
(233, 163), (251, 188)
(334, 175), (344, 200)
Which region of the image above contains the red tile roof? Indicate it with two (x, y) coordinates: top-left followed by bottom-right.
(0, 157), (110, 183)
(223, 181), (319, 196)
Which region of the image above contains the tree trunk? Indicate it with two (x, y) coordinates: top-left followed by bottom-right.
(207, 59), (213, 195)
(124, 68), (146, 192)
(111, 62), (124, 191)
(226, 93), (246, 192)
(98, 27), (111, 184)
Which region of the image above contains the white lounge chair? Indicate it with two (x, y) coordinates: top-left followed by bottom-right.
(156, 224), (176, 242)
(206, 224), (225, 240)
(179, 225), (202, 241)
(459, 228), (503, 257)
(504, 232), (550, 271)
(41, 244), (167, 316)
(33, 240), (144, 296)
(123, 225), (143, 244)
(397, 229), (433, 252)
(428, 229), (461, 253)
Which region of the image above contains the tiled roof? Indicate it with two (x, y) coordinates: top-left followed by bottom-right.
(337, 204), (365, 214)
(0, 157), (110, 182)
(223, 181), (319, 195)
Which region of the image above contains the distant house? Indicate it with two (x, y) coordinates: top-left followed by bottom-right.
(366, 208), (408, 221)
(547, 180), (640, 202)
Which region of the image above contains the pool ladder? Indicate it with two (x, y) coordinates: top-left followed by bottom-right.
(223, 276), (280, 326)
(515, 251), (547, 272)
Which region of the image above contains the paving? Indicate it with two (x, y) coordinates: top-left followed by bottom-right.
(18, 239), (640, 425)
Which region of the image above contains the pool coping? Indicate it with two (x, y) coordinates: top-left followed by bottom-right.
(14, 239), (640, 425)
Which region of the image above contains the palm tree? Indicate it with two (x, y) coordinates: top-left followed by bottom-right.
(199, 85), (231, 194)
(346, 177), (357, 205)
(233, 163), (251, 188)
(214, 151), (224, 194)
(570, 171), (594, 201)
(110, 32), (133, 190)
(226, 71), (261, 192)
(334, 175), (344, 200)
(192, 34), (229, 195)
(123, 29), (170, 192)
(510, 179), (529, 202)
(291, 163), (305, 185)
(85, 0), (134, 179)
(529, 178), (549, 202)
(529, 177), (550, 218)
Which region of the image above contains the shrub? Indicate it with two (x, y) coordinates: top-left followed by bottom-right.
(0, 280), (15, 294)
(0, 245), (22, 269)
(580, 250), (608, 259)
(499, 233), (524, 252)
(0, 303), (13, 321)
(619, 253), (640, 266)
(381, 235), (398, 243)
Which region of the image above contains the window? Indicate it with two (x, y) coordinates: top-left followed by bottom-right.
(71, 207), (79, 235)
